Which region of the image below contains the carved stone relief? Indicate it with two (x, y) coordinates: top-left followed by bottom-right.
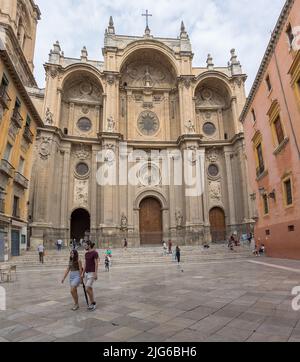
(209, 181), (222, 201)
(121, 60), (175, 89)
(39, 137), (52, 160)
(74, 179), (89, 207)
(195, 87), (226, 108)
(63, 79), (102, 104)
(74, 144), (90, 160)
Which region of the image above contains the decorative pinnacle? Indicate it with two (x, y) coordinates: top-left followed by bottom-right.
(180, 20), (189, 39)
(181, 21), (185, 32)
(107, 16), (115, 34)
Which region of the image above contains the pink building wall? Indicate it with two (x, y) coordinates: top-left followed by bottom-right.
(242, 0), (300, 259)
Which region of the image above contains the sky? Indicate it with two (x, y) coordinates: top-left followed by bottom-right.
(33, 0), (286, 94)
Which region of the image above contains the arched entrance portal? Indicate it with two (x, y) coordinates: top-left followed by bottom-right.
(70, 209), (90, 242)
(139, 197), (163, 245)
(209, 207), (226, 242)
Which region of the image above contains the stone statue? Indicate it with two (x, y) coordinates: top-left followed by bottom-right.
(175, 210), (184, 228)
(45, 108), (53, 125)
(106, 116), (115, 132)
(120, 213), (128, 230)
(185, 120), (196, 134)
(143, 67), (153, 87)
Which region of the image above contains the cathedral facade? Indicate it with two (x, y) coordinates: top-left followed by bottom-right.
(28, 19), (252, 248)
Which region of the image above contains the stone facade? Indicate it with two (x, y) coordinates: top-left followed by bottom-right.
(28, 19), (252, 248)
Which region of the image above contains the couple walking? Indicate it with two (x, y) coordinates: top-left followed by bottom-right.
(61, 241), (99, 311)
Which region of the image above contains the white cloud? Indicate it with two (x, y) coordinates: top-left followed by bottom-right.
(34, 0), (285, 93)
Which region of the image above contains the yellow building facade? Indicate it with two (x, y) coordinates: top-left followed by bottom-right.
(0, 0), (41, 261)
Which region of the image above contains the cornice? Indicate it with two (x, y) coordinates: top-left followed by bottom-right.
(240, 0), (294, 122)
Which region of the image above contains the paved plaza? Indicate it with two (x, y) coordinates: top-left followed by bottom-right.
(1, 257), (300, 342)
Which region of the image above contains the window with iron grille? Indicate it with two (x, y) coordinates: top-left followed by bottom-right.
(256, 143), (265, 175)
(284, 178), (293, 206)
(263, 194), (269, 215)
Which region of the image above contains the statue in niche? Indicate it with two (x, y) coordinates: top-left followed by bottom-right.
(106, 116), (116, 132)
(185, 120), (196, 134)
(175, 210), (184, 229)
(45, 108), (53, 125)
(120, 213), (128, 230)
(143, 67), (153, 87)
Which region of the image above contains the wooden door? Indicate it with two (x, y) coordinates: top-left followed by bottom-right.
(209, 207), (226, 242)
(140, 198), (162, 245)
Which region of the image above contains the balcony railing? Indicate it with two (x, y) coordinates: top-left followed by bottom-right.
(0, 85), (11, 110)
(0, 159), (15, 178)
(10, 108), (23, 129)
(14, 172), (29, 189)
(23, 126), (34, 144)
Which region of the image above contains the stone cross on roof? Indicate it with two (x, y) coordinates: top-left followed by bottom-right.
(142, 10), (152, 32)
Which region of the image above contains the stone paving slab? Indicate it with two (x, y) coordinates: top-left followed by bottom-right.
(1, 257), (300, 342)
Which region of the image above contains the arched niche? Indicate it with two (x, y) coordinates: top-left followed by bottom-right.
(60, 70), (104, 137)
(194, 77), (235, 141)
(119, 48), (180, 141)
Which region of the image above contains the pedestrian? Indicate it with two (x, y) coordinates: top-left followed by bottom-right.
(37, 244), (45, 264)
(105, 255), (110, 272)
(61, 249), (83, 311)
(175, 245), (181, 264)
(168, 240), (173, 255)
(259, 244), (265, 256)
(81, 241), (99, 311)
(105, 247), (112, 266)
(253, 244), (259, 257)
(228, 235), (234, 251)
(123, 238), (128, 250)
(57, 239), (63, 251)
(247, 232), (253, 245)
(163, 241), (167, 256)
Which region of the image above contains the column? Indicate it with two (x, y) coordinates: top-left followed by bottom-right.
(224, 148), (237, 227)
(60, 146), (71, 228)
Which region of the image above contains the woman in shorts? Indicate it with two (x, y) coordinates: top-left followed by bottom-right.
(62, 249), (83, 311)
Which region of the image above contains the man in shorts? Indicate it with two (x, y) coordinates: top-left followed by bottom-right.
(81, 241), (99, 311)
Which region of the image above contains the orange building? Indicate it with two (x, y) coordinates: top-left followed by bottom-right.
(241, 0), (300, 259)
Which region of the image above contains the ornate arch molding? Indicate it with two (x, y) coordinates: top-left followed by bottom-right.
(60, 64), (105, 91)
(134, 189), (169, 210)
(193, 71), (233, 98)
(119, 40), (180, 77)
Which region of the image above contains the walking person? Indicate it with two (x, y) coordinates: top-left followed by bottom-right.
(175, 245), (181, 264)
(168, 240), (173, 255)
(37, 244), (45, 264)
(123, 238), (128, 250)
(57, 239), (63, 251)
(81, 241), (99, 311)
(163, 241), (167, 256)
(105, 255), (110, 272)
(61, 250), (83, 311)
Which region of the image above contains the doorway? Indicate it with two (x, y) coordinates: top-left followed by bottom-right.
(70, 209), (90, 242)
(209, 207), (226, 242)
(139, 197), (163, 245)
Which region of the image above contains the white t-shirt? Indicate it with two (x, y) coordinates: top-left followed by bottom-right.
(57, 240), (63, 245)
(38, 245), (45, 253)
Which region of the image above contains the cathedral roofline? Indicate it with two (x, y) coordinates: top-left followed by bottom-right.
(30, 0), (41, 20)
